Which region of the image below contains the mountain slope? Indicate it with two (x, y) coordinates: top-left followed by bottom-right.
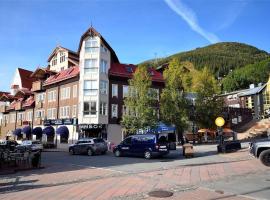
(141, 42), (270, 78)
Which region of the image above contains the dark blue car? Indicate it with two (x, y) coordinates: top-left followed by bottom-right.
(113, 134), (170, 159)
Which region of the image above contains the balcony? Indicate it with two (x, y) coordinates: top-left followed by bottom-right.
(32, 81), (43, 92)
(15, 102), (22, 111)
(0, 105), (7, 113)
(36, 101), (43, 109)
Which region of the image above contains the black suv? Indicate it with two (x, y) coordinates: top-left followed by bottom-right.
(69, 138), (108, 156)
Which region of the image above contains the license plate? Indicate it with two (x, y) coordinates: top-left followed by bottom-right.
(160, 146), (167, 148)
(159, 149), (167, 151)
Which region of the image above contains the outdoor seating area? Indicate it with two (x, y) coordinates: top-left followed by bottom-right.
(0, 149), (41, 172)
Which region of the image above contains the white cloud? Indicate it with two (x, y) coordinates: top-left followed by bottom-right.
(164, 0), (220, 44)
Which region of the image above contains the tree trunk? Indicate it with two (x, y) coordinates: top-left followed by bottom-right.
(176, 127), (185, 145)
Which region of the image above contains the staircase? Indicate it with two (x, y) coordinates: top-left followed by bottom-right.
(236, 118), (270, 140)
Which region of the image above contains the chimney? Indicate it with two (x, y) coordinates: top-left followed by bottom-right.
(249, 84), (255, 89)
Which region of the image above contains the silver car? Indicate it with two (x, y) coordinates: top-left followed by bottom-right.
(69, 138), (108, 156)
(16, 140), (43, 152)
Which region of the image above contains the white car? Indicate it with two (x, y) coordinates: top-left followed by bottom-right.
(16, 140), (43, 152)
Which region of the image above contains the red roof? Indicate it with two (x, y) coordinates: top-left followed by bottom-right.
(109, 63), (164, 82)
(18, 68), (38, 89)
(22, 96), (35, 108)
(14, 88), (33, 97)
(43, 66), (80, 86)
(0, 93), (17, 102)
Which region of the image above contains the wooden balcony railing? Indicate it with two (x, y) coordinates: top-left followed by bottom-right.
(32, 81), (43, 92)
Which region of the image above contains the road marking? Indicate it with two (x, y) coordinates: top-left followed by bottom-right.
(68, 163), (125, 174)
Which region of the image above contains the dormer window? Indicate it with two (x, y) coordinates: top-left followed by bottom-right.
(52, 56), (57, 66)
(60, 52), (65, 63)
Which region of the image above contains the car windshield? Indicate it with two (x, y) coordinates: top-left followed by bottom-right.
(21, 141), (32, 145)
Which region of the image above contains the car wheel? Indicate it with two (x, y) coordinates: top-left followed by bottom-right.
(259, 149), (270, 167)
(87, 148), (93, 156)
(69, 148), (75, 155)
(144, 150), (152, 159)
(114, 150), (121, 157)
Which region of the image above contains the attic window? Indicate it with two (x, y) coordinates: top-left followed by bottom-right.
(125, 66), (133, 73)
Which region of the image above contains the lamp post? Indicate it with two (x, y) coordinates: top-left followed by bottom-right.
(192, 98), (196, 145)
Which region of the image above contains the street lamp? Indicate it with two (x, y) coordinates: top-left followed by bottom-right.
(192, 98), (196, 145)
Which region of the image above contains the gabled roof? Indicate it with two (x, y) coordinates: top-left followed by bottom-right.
(47, 46), (79, 62)
(0, 93), (17, 102)
(18, 68), (38, 89)
(14, 88), (33, 98)
(109, 63), (164, 82)
(238, 84), (266, 97)
(30, 67), (57, 79)
(78, 27), (119, 63)
(43, 66), (80, 86)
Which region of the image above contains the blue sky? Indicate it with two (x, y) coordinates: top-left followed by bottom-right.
(0, 0), (270, 91)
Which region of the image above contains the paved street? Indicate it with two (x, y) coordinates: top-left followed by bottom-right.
(0, 144), (269, 200)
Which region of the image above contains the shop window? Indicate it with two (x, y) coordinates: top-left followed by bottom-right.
(60, 135), (68, 143)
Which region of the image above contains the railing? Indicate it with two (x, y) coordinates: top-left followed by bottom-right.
(31, 81), (43, 92)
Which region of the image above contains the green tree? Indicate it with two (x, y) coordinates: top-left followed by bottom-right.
(121, 65), (158, 135)
(192, 67), (223, 128)
(160, 58), (189, 144)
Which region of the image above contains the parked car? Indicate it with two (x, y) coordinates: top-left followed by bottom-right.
(69, 138), (108, 156)
(0, 140), (18, 151)
(249, 138), (270, 167)
(16, 140), (43, 152)
(113, 134), (170, 159)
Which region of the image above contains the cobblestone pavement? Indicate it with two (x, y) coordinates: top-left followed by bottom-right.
(0, 148), (269, 200)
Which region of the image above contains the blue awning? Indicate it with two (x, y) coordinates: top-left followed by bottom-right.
(56, 126), (69, 137)
(43, 126), (55, 136)
(22, 126), (32, 136)
(32, 127), (42, 136)
(13, 128), (22, 136)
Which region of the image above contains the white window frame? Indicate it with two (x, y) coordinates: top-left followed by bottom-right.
(112, 84), (118, 98)
(83, 101), (97, 116)
(123, 85), (129, 98)
(73, 85), (77, 98)
(111, 104), (118, 118)
(84, 80), (98, 96)
(84, 59), (98, 73)
(99, 102), (107, 116)
(60, 87), (71, 100)
(100, 80), (108, 95)
(100, 59), (108, 74)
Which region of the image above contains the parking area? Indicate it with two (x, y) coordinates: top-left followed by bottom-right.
(1, 143), (269, 200)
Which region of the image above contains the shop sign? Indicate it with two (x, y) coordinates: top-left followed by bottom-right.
(51, 119), (64, 125)
(78, 124), (104, 130)
(63, 118), (73, 125)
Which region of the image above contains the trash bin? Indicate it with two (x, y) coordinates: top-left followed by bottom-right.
(31, 151), (41, 168)
(182, 143), (194, 158)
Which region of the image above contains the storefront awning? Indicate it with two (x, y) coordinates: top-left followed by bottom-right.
(56, 126), (69, 137)
(22, 126), (32, 136)
(43, 126), (55, 136)
(32, 127), (42, 136)
(13, 128), (22, 136)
